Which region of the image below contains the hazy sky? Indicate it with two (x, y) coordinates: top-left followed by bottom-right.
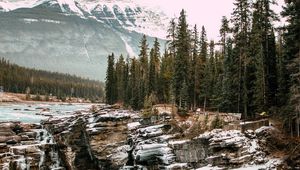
(140, 0), (285, 40)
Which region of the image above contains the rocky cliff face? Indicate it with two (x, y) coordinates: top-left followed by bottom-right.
(0, 106), (292, 170)
(0, 122), (63, 170)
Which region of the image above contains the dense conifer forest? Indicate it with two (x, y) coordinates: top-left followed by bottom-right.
(0, 58), (104, 101)
(105, 0), (300, 136)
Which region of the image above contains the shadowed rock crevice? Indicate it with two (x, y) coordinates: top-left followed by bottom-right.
(43, 117), (99, 170)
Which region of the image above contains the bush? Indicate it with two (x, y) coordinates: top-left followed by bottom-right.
(141, 108), (152, 118)
(45, 94), (49, 101)
(204, 114), (209, 130)
(211, 114), (223, 129)
(25, 93), (31, 100)
(34, 94), (41, 101)
(186, 120), (204, 139)
(177, 108), (188, 117)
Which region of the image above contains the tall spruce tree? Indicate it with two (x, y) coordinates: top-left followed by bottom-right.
(282, 0), (300, 136)
(167, 18), (177, 59)
(231, 0), (251, 118)
(139, 35), (149, 109)
(159, 50), (174, 103)
(173, 9), (190, 108)
(105, 53), (116, 105)
(276, 29), (289, 107)
(124, 56), (130, 105)
(220, 38), (239, 112)
(149, 38), (160, 95)
(129, 58), (139, 109)
(251, 0), (278, 114)
(200, 26), (208, 63)
(115, 55), (126, 102)
(219, 16), (230, 56)
(198, 26), (208, 109)
(190, 25), (200, 109)
(149, 48), (156, 94)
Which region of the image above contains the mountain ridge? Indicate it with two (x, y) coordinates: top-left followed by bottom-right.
(0, 0), (168, 81)
(0, 0), (169, 39)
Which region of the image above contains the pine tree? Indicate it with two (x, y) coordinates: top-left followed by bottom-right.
(115, 55), (126, 102)
(200, 26), (208, 63)
(213, 52), (224, 110)
(105, 53), (116, 105)
(220, 38), (239, 112)
(129, 58), (139, 109)
(123, 56), (130, 105)
(266, 29), (278, 109)
(138, 35), (149, 109)
(190, 25), (200, 109)
(149, 38), (160, 95)
(198, 26), (208, 108)
(219, 16), (230, 56)
(231, 0), (251, 118)
(251, 1), (267, 112)
(159, 50), (174, 103)
(281, 0), (300, 136)
(209, 40), (216, 100)
(276, 29), (289, 107)
(251, 0), (278, 114)
(167, 18), (177, 59)
(149, 48), (156, 94)
(173, 9), (190, 108)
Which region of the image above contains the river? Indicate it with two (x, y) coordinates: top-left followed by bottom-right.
(0, 102), (94, 123)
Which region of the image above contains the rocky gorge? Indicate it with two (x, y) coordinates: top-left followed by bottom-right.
(0, 104), (298, 170)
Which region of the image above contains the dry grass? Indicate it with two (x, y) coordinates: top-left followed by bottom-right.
(170, 113), (228, 139)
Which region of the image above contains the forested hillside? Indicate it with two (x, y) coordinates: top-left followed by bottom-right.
(105, 0), (300, 136)
(0, 58), (104, 101)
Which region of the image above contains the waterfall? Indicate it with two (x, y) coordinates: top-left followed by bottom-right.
(34, 128), (63, 169)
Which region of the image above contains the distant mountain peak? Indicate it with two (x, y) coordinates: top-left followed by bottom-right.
(0, 0), (168, 39)
(0, 0), (167, 80)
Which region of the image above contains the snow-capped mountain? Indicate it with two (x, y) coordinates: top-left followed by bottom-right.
(0, 0), (168, 80)
(0, 0), (168, 39)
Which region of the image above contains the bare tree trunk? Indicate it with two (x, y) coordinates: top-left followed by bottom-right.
(238, 51), (242, 114)
(290, 117), (293, 137)
(243, 57), (248, 119)
(204, 96), (207, 112)
(297, 48), (300, 137)
(179, 96), (182, 108)
(297, 108), (299, 137)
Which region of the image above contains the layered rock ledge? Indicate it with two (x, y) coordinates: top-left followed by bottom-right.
(0, 105), (293, 169)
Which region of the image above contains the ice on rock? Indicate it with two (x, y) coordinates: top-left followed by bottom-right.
(165, 163), (189, 170)
(232, 158), (283, 170)
(138, 124), (166, 137)
(127, 122), (141, 130)
(168, 139), (190, 145)
(255, 125), (275, 134)
(134, 143), (175, 165)
(247, 139), (259, 154)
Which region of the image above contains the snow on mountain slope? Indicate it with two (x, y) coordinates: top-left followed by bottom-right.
(0, 0), (169, 39)
(0, 0), (167, 81)
(0, 0), (39, 11)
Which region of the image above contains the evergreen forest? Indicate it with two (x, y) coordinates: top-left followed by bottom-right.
(105, 0), (300, 135)
(0, 58), (104, 101)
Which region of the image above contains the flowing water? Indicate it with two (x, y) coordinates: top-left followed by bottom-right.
(0, 102), (94, 123)
(0, 102), (95, 169)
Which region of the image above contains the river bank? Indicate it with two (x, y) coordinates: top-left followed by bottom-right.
(0, 92), (95, 103)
